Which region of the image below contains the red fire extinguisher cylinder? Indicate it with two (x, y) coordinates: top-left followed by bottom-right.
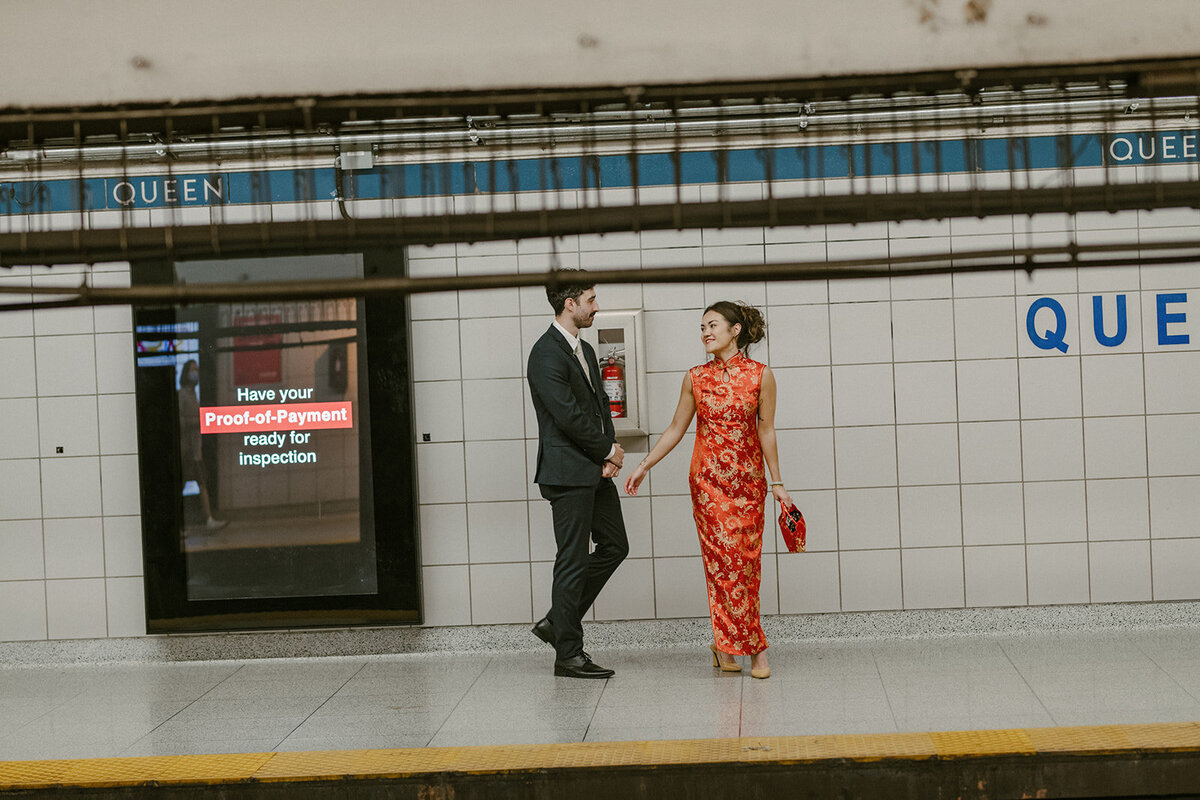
(602, 356), (626, 418)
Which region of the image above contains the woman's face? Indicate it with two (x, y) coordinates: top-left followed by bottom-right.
(700, 310), (740, 355)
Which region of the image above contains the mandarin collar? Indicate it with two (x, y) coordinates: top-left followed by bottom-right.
(711, 350), (744, 369)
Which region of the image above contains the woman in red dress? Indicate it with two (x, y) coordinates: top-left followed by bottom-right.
(624, 302), (792, 678)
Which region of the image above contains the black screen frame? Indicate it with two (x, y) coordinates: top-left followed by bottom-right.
(132, 248), (421, 633)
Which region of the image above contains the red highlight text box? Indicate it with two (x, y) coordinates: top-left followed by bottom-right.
(199, 401), (353, 434)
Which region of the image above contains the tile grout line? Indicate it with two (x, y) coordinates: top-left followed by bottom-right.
(1078, 336), (1093, 605)
(889, 234), (904, 613)
(424, 655), (494, 747)
(822, 232), (843, 614)
(1131, 634), (1200, 708)
(870, 643), (901, 733)
(92, 276), (110, 637)
(25, 291), (51, 643)
(581, 674), (611, 744)
(950, 255), (967, 608)
(1013, 256), (1031, 606)
(996, 636), (1062, 726)
(1138, 248), (1156, 601)
(118, 662), (246, 755)
(272, 662), (370, 751)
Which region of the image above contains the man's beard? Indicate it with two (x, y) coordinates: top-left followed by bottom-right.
(574, 309), (595, 328)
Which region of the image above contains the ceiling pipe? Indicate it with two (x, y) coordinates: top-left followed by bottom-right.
(3, 94), (1194, 165)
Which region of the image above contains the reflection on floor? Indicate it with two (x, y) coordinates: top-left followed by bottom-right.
(183, 512), (360, 552)
(2, 626), (1200, 760)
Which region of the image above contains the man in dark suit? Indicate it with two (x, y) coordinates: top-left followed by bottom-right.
(527, 269), (629, 679)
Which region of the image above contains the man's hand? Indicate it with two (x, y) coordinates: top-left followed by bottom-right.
(601, 461), (620, 479)
(608, 443), (625, 469)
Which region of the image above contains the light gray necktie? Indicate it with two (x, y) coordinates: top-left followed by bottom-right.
(573, 343), (593, 388)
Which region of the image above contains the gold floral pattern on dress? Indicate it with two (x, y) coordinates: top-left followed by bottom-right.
(688, 352), (767, 656)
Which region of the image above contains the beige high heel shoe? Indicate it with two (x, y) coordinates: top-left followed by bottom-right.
(710, 645), (742, 672)
(750, 655), (770, 679)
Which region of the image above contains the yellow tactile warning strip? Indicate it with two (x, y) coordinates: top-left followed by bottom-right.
(2, 723), (1200, 791)
(928, 728), (1036, 757)
(146, 753), (276, 783)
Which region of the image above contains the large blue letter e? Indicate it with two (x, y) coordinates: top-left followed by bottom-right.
(1157, 293), (1190, 346)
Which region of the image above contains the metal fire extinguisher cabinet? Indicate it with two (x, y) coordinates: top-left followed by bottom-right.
(581, 310), (647, 436)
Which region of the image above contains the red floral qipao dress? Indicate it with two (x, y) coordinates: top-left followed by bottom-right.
(688, 352), (768, 656)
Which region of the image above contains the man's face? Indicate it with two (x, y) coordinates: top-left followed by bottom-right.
(569, 288), (599, 329)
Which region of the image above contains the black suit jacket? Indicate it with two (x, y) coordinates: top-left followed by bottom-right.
(527, 325), (616, 486)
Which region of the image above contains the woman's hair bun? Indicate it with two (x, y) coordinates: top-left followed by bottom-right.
(735, 303), (766, 348)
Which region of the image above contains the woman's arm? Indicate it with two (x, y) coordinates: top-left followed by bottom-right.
(623, 372), (697, 495)
(758, 366), (794, 508)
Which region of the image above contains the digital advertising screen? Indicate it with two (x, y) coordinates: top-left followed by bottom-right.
(136, 255), (378, 603)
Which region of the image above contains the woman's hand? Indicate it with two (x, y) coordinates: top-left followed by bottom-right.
(624, 464), (648, 496)
(771, 483), (793, 509)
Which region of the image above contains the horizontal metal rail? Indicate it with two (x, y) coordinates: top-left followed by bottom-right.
(2, 237), (1197, 313)
(7, 94), (1192, 164)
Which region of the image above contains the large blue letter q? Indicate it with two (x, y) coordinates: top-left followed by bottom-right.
(1026, 297), (1069, 353)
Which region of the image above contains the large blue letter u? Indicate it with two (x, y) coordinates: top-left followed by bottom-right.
(1093, 294), (1128, 347)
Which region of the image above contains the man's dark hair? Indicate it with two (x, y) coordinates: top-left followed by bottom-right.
(545, 268), (594, 315)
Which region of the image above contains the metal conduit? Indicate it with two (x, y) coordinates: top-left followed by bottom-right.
(3, 237), (1200, 313)
(3, 95), (1194, 164)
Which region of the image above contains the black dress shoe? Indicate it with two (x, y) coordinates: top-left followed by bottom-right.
(534, 616), (591, 660)
(554, 655), (614, 679)
(531, 616), (556, 647)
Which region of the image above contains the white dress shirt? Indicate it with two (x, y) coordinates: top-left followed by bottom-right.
(552, 319), (582, 354)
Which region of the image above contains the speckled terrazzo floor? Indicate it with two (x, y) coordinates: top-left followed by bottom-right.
(4, 600), (1198, 667)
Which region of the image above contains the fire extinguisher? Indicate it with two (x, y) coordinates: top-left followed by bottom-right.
(602, 355), (626, 418)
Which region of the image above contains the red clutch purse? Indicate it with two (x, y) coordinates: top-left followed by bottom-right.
(778, 502), (806, 553)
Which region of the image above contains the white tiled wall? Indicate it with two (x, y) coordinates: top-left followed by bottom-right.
(5, 175), (1200, 642)
(0, 262), (144, 641)
(405, 195), (1200, 630)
